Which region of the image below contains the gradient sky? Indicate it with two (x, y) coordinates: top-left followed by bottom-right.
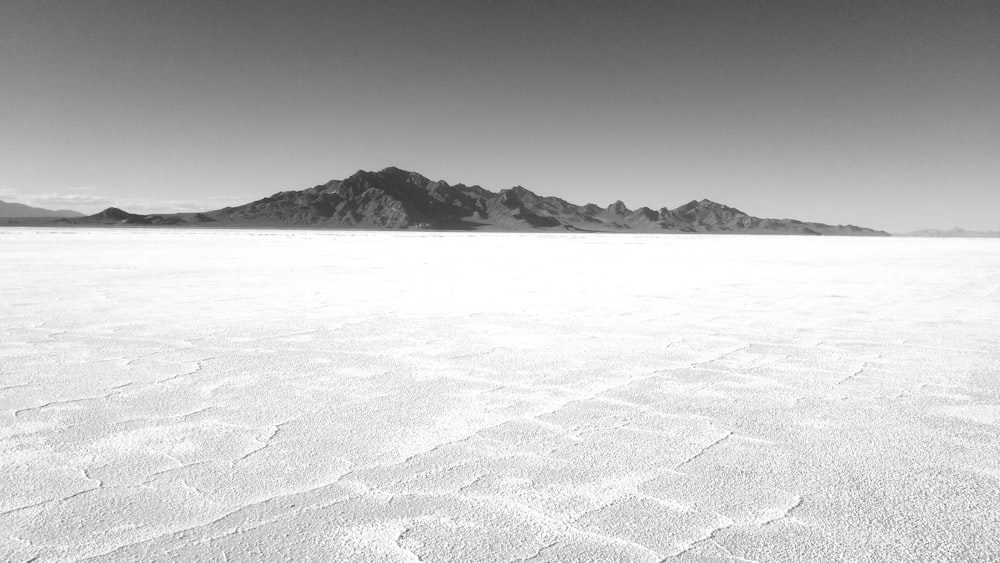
(1, 1), (997, 232)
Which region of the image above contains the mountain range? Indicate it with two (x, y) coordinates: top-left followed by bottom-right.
(11, 167), (889, 235)
(0, 200), (84, 218)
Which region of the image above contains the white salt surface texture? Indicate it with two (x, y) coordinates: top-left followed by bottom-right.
(1, 228), (998, 562)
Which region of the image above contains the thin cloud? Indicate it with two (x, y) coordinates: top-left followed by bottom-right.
(29, 193), (115, 208)
(118, 200), (213, 214)
(0, 190), (111, 210)
(116, 196), (247, 214)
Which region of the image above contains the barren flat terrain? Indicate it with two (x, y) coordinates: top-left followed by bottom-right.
(2, 228), (998, 562)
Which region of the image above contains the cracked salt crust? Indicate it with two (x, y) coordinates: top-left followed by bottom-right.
(1, 229), (998, 562)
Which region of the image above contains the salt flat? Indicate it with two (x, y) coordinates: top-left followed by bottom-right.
(1, 228), (998, 562)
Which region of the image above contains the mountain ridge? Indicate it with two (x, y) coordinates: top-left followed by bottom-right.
(58, 167), (887, 235)
(0, 200), (84, 218)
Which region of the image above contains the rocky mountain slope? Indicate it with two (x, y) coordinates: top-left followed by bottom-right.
(71, 167), (888, 235)
(0, 200), (83, 218)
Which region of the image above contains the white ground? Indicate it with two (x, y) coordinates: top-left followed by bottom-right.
(1, 228), (998, 562)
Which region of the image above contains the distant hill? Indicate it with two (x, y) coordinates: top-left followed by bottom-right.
(0, 200), (84, 218)
(905, 228), (1000, 238)
(78, 207), (188, 226)
(62, 167), (887, 235)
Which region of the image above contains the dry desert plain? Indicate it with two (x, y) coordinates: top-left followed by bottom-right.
(1, 228), (999, 562)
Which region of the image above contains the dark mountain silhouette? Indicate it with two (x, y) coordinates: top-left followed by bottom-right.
(0, 200), (84, 218)
(66, 167), (888, 235)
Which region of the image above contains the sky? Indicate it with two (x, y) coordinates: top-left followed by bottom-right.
(1, 1), (997, 232)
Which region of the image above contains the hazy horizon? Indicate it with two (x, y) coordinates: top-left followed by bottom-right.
(1, 1), (997, 233)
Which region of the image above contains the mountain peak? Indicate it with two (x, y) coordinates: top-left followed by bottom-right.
(683, 198), (723, 207)
(674, 198), (744, 213)
(607, 200), (630, 215)
(372, 166), (434, 188)
(378, 166), (409, 174)
(91, 207), (132, 220)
